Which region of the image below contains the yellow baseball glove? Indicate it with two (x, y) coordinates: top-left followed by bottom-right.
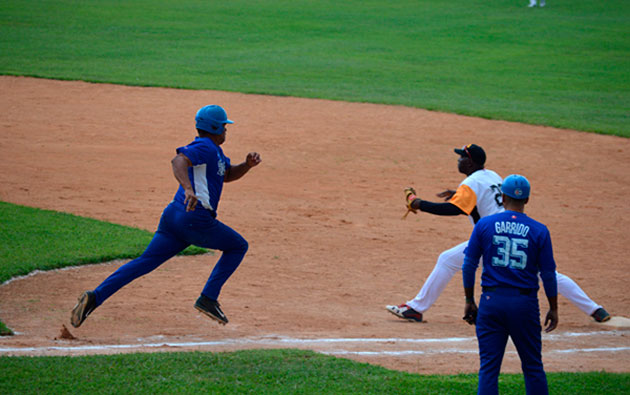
(402, 187), (418, 219)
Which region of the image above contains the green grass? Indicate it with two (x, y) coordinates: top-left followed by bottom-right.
(0, 320), (13, 336)
(1, 1), (628, 389)
(1, 0), (628, 136)
(0, 201), (208, 285)
(0, 349), (628, 394)
(0, 201), (208, 332)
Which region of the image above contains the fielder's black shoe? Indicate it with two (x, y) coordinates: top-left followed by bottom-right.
(592, 307), (611, 323)
(71, 291), (96, 328)
(194, 295), (228, 325)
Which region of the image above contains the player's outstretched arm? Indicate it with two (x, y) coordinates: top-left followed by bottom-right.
(402, 187), (466, 219)
(404, 184), (467, 217)
(225, 152), (261, 182)
(410, 199), (466, 216)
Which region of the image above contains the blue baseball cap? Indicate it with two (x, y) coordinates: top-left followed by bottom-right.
(195, 105), (233, 135)
(501, 174), (530, 199)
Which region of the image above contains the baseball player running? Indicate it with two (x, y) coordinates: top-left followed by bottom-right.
(463, 174), (557, 395)
(71, 105), (261, 327)
(387, 144), (610, 323)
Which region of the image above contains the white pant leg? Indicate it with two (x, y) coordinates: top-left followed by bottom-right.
(550, 271), (601, 316)
(407, 241), (468, 313)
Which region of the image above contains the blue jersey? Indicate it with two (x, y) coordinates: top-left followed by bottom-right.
(463, 210), (557, 295)
(173, 137), (231, 212)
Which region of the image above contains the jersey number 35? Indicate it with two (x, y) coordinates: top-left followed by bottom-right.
(492, 236), (529, 269)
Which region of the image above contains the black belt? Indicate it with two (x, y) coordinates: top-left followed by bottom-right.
(482, 286), (533, 295)
(172, 200), (216, 218)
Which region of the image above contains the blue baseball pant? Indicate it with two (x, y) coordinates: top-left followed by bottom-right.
(92, 201), (248, 307)
(475, 288), (548, 395)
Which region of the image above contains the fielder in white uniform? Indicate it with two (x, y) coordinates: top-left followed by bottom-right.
(387, 144), (611, 323)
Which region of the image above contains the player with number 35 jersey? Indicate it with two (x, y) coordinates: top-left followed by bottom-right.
(463, 174), (558, 394)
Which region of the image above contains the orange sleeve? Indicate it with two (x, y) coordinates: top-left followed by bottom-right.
(449, 184), (477, 215)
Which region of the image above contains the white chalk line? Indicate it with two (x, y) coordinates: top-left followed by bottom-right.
(327, 347), (630, 356)
(1, 330), (628, 356)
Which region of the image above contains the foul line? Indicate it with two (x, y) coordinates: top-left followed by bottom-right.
(1, 330), (628, 355)
(326, 347), (630, 356)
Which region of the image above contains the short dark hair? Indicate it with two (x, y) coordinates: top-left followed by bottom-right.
(197, 127), (221, 135)
(503, 194), (528, 205)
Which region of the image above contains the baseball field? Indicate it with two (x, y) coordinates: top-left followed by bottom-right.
(1, 0), (629, 393)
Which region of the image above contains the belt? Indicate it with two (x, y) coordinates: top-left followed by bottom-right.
(172, 200), (216, 218)
(482, 286), (534, 295)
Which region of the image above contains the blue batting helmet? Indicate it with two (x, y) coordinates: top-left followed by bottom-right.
(195, 105), (234, 135)
(501, 174), (531, 199)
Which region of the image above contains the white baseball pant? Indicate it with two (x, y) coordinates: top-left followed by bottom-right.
(405, 241), (601, 316)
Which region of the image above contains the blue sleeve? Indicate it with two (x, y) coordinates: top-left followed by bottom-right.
(463, 225), (483, 289)
(538, 229), (557, 297)
(540, 271), (557, 297)
(463, 256), (478, 289)
(176, 142), (211, 166)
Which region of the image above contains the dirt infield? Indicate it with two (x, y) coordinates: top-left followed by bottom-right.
(1, 76), (629, 374)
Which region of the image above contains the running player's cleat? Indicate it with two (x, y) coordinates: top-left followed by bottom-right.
(71, 291), (96, 328)
(195, 295), (228, 325)
(386, 304), (423, 322)
(591, 307), (611, 323)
